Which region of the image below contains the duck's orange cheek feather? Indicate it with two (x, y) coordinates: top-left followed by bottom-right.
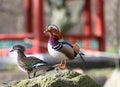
(53, 33), (62, 40)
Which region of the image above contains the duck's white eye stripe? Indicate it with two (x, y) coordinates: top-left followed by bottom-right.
(51, 25), (57, 29)
(48, 24), (59, 30)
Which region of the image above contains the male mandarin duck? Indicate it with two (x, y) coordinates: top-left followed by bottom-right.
(10, 45), (62, 79)
(44, 24), (85, 69)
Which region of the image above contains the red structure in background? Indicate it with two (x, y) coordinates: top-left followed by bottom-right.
(95, 0), (105, 51)
(64, 0), (105, 51)
(0, 0), (105, 57)
(83, 0), (91, 49)
(83, 0), (105, 51)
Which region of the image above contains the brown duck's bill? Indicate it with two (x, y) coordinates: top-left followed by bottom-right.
(10, 49), (14, 52)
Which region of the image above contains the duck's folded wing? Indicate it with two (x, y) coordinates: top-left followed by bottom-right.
(52, 42), (75, 59)
(25, 56), (47, 67)
(29, 56), (47, 63)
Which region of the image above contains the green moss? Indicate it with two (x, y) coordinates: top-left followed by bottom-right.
(72, 75), (102, 87)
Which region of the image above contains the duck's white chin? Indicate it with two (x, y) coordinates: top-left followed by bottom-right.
(18, 65), (27, 72)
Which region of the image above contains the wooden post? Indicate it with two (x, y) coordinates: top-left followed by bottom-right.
(95, 0), (105, 51)
(32, 0), (45, 53)
(24, 0), (32, 33)
(83, 0), (92, 49)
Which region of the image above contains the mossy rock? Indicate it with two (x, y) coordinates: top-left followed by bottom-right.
(1, 69), (102, 87)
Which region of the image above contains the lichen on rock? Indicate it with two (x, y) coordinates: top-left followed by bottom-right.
(1, 69), (102, 87)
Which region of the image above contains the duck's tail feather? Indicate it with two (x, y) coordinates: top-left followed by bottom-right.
(46, 66), (57, 72)
(78, 51), (86, 63)
(73, 43), (86, 63)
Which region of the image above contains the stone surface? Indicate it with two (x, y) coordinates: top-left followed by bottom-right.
(104, 69), (120, 87)
(0, 69), (102, 87)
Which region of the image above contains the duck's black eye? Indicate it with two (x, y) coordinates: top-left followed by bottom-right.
(52, 28), (55, 30)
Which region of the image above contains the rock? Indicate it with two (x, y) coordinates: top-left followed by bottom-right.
(104, 69), (120, 87)
(0, 69), (102, 87)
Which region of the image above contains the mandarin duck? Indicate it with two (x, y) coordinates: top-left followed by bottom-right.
(10, 45), (60, 79)
(44, 24), (85, 69)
